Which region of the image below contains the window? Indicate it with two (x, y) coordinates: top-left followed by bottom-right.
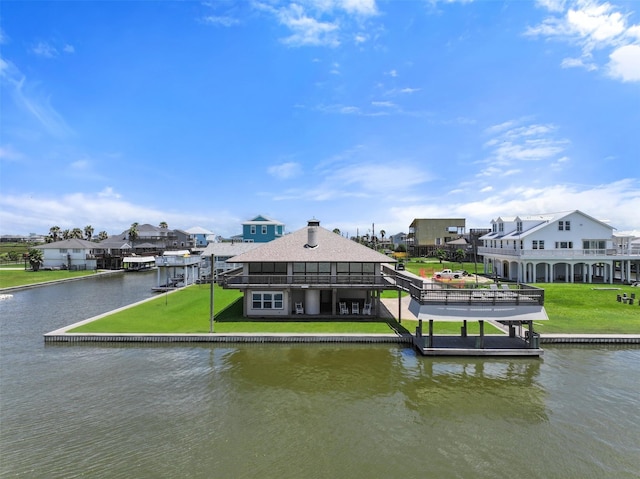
(250, 225), (256, 235)
(248, 262), (287, 274)
(539, 240), (545, 249)
(252, 292), (284, 310)
(555, 242), (573, 249)
(72, 249), (82, 253)
(558, 220), (570, 231)
(498, 223), (504, 232)
(261, 225), (267, 234)
(533, 240), (545, 250)
(516, 221), (522, 232)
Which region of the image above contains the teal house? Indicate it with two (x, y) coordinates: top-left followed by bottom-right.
(242, 215), (285, 243)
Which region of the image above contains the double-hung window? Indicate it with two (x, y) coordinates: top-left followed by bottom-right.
(252, 292), (284, 310)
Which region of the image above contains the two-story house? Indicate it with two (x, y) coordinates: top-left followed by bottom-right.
(241, 215), (284, 243)
(479, 210), (639, 284)
(220, 219), (396, 317)
(35, 238), (99, 270)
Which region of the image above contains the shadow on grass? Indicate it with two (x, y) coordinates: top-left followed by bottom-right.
(216, 298), (412, 335)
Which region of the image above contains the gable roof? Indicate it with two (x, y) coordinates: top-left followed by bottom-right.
(36, 238), (99, 250)
(186, 226), (214, 235)
(228, 224), (395, 263)
(242, 215), (284, 225)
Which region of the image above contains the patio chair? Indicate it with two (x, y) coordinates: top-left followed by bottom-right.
(489, 284), (499, 291)
(363, 302), (372, 315)
(351, 302), (359, 315)
(339, 302), (349, 315)
(295, 302), (304, 314)
(501, 284), (510, 291)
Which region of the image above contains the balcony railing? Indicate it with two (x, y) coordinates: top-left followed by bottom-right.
(221, 273), (395, 288)
(478, 248), (640, 258)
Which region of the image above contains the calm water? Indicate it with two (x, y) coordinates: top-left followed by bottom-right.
(1, 272), (639, 479)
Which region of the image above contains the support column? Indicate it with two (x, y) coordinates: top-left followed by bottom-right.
(397, 289), (402, 323)
(478, 320), (485, 349)
(428, 320), (434, 348)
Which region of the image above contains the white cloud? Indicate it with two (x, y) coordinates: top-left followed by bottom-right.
(0, 145), (26, 162)
(607, 43), (640, 81)
(202, 15), (240, 27)
(527, 0), (640, 82)
(268, 161), (303, 179)
(32, 41), (58, 58)
(0, 58), (73, 137)
(63, 44), (75, 54)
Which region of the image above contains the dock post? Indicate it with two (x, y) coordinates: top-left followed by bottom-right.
(461, 320), (467, 337)
(428, 320), (434, 348)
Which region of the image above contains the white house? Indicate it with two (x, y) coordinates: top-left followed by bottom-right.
(479, 210), (640, 284)
(36, 238), (99, 270)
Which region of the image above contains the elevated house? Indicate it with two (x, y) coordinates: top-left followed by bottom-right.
(200, 241), (262, 278)
(220, 219), (397, 317)
(186, 226), (215, 248)
(408, 218), (466, 257)
(35, 238), (99, 270)
(241, 215), (284, 243)
(479, 210), (640, 284)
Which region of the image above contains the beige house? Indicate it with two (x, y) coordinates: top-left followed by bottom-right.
(220, 219), (397, 318)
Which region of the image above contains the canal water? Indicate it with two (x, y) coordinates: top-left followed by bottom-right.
(1, 272), (639, 479)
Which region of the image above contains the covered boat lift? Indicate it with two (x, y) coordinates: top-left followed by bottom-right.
(391, 268), (547, 356)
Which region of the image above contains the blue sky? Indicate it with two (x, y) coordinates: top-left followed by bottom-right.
(1, 0), (639, 238)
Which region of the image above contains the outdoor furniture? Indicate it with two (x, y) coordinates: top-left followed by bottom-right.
(339, 302), (349, 315)
(501, 284), (510, 291)
(351, 302), (359, 315)
(490, 284), (499, 291)
(295, 302), (304, 314)
(363, 302), (372, 315)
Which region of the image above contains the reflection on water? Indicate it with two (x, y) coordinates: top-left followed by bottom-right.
(1, 274), (640, 479)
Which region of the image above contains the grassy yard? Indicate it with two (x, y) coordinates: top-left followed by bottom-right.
(70, 285), (403, 334)
(69, 281), (640, 335)
(0, 269), (99, 288)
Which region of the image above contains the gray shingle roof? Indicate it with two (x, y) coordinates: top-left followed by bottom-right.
(228, 225), (395, 263)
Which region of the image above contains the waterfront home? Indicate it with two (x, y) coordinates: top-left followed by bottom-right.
(35, 238), (99, 270)
(408, 218), (466, 257)
(241, 215), (284, 243)
(185, 226), (215, 248)
(220, 219), (396, 317)
(479, 210), (640, 284)
(200, 241), (261, 277)
(154, 250), (202, 290)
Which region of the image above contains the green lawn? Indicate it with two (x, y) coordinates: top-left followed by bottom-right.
(69, 281), (640, 335)
(70, 285), (404, 334)
(0, 269), (99, 288)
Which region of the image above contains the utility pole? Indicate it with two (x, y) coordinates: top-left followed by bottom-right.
(209, 254), (214, 333)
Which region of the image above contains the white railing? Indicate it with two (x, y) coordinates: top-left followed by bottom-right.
(478, 247), (640, 259)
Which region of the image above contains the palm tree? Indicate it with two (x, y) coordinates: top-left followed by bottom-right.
(61, 229), (71, 240)
(380, 230), (386, 243)
(436, 248), (447, 264)
(28, 248), (44, 272)
(159, 221), (168, 229)
(84, 225), (94, 241)
(453, 248), (466, 267)
(332, 228), (341, 235)
(97, 231), (109, 241)
(70, 228), (83, 239)
(48, 226), (61, 243)
(128, 222), (139, 247)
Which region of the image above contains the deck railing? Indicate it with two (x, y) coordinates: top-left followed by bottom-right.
(478, 247), (640, 258)
(221, 273), (395, 288)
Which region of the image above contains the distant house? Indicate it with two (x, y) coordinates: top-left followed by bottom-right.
(479, 210), (640, 284)
(220, 219), (396, 317)
(35, 239), (100, 270)
(186, 226), (215, 248)
(241, 215), (284, 243)
(408, 218), (466, 257)
(200, 241), (261, 276)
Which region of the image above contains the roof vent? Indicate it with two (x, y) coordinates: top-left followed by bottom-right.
(306, 218), (319, 248)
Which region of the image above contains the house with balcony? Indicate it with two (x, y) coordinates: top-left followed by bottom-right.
(408, 218), (466, 257)
(479, 210), (640, 284)
(220, 219), (397, 318)
(35, 238), (100, 270)
(241, 215), (284, 243)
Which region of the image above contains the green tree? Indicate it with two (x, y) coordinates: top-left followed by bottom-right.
(84, 225), (94, 241)
(453, 248), (466, 266)
(379, 230), (386, 243)
(70, 228), (83, 239)
(48, 226), (61, 243)
(97, 231), (109, 241)
(61, 229), (71, 240)
(128, 222), (139, 247)
(332, 228), (341, 235)
(28, 248), (44, 272)
(436, 248), (447, 264)
(159, 221), (168, 229)
(395, 244), (406, 253)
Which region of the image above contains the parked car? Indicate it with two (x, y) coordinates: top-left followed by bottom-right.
(395, 262), (405, 271)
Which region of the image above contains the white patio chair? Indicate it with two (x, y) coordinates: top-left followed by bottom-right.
(363, 302), (372, 315)
(295, 302), (304, 314)
(339, 302), (349, 315)
(351, 302), (359, 315)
